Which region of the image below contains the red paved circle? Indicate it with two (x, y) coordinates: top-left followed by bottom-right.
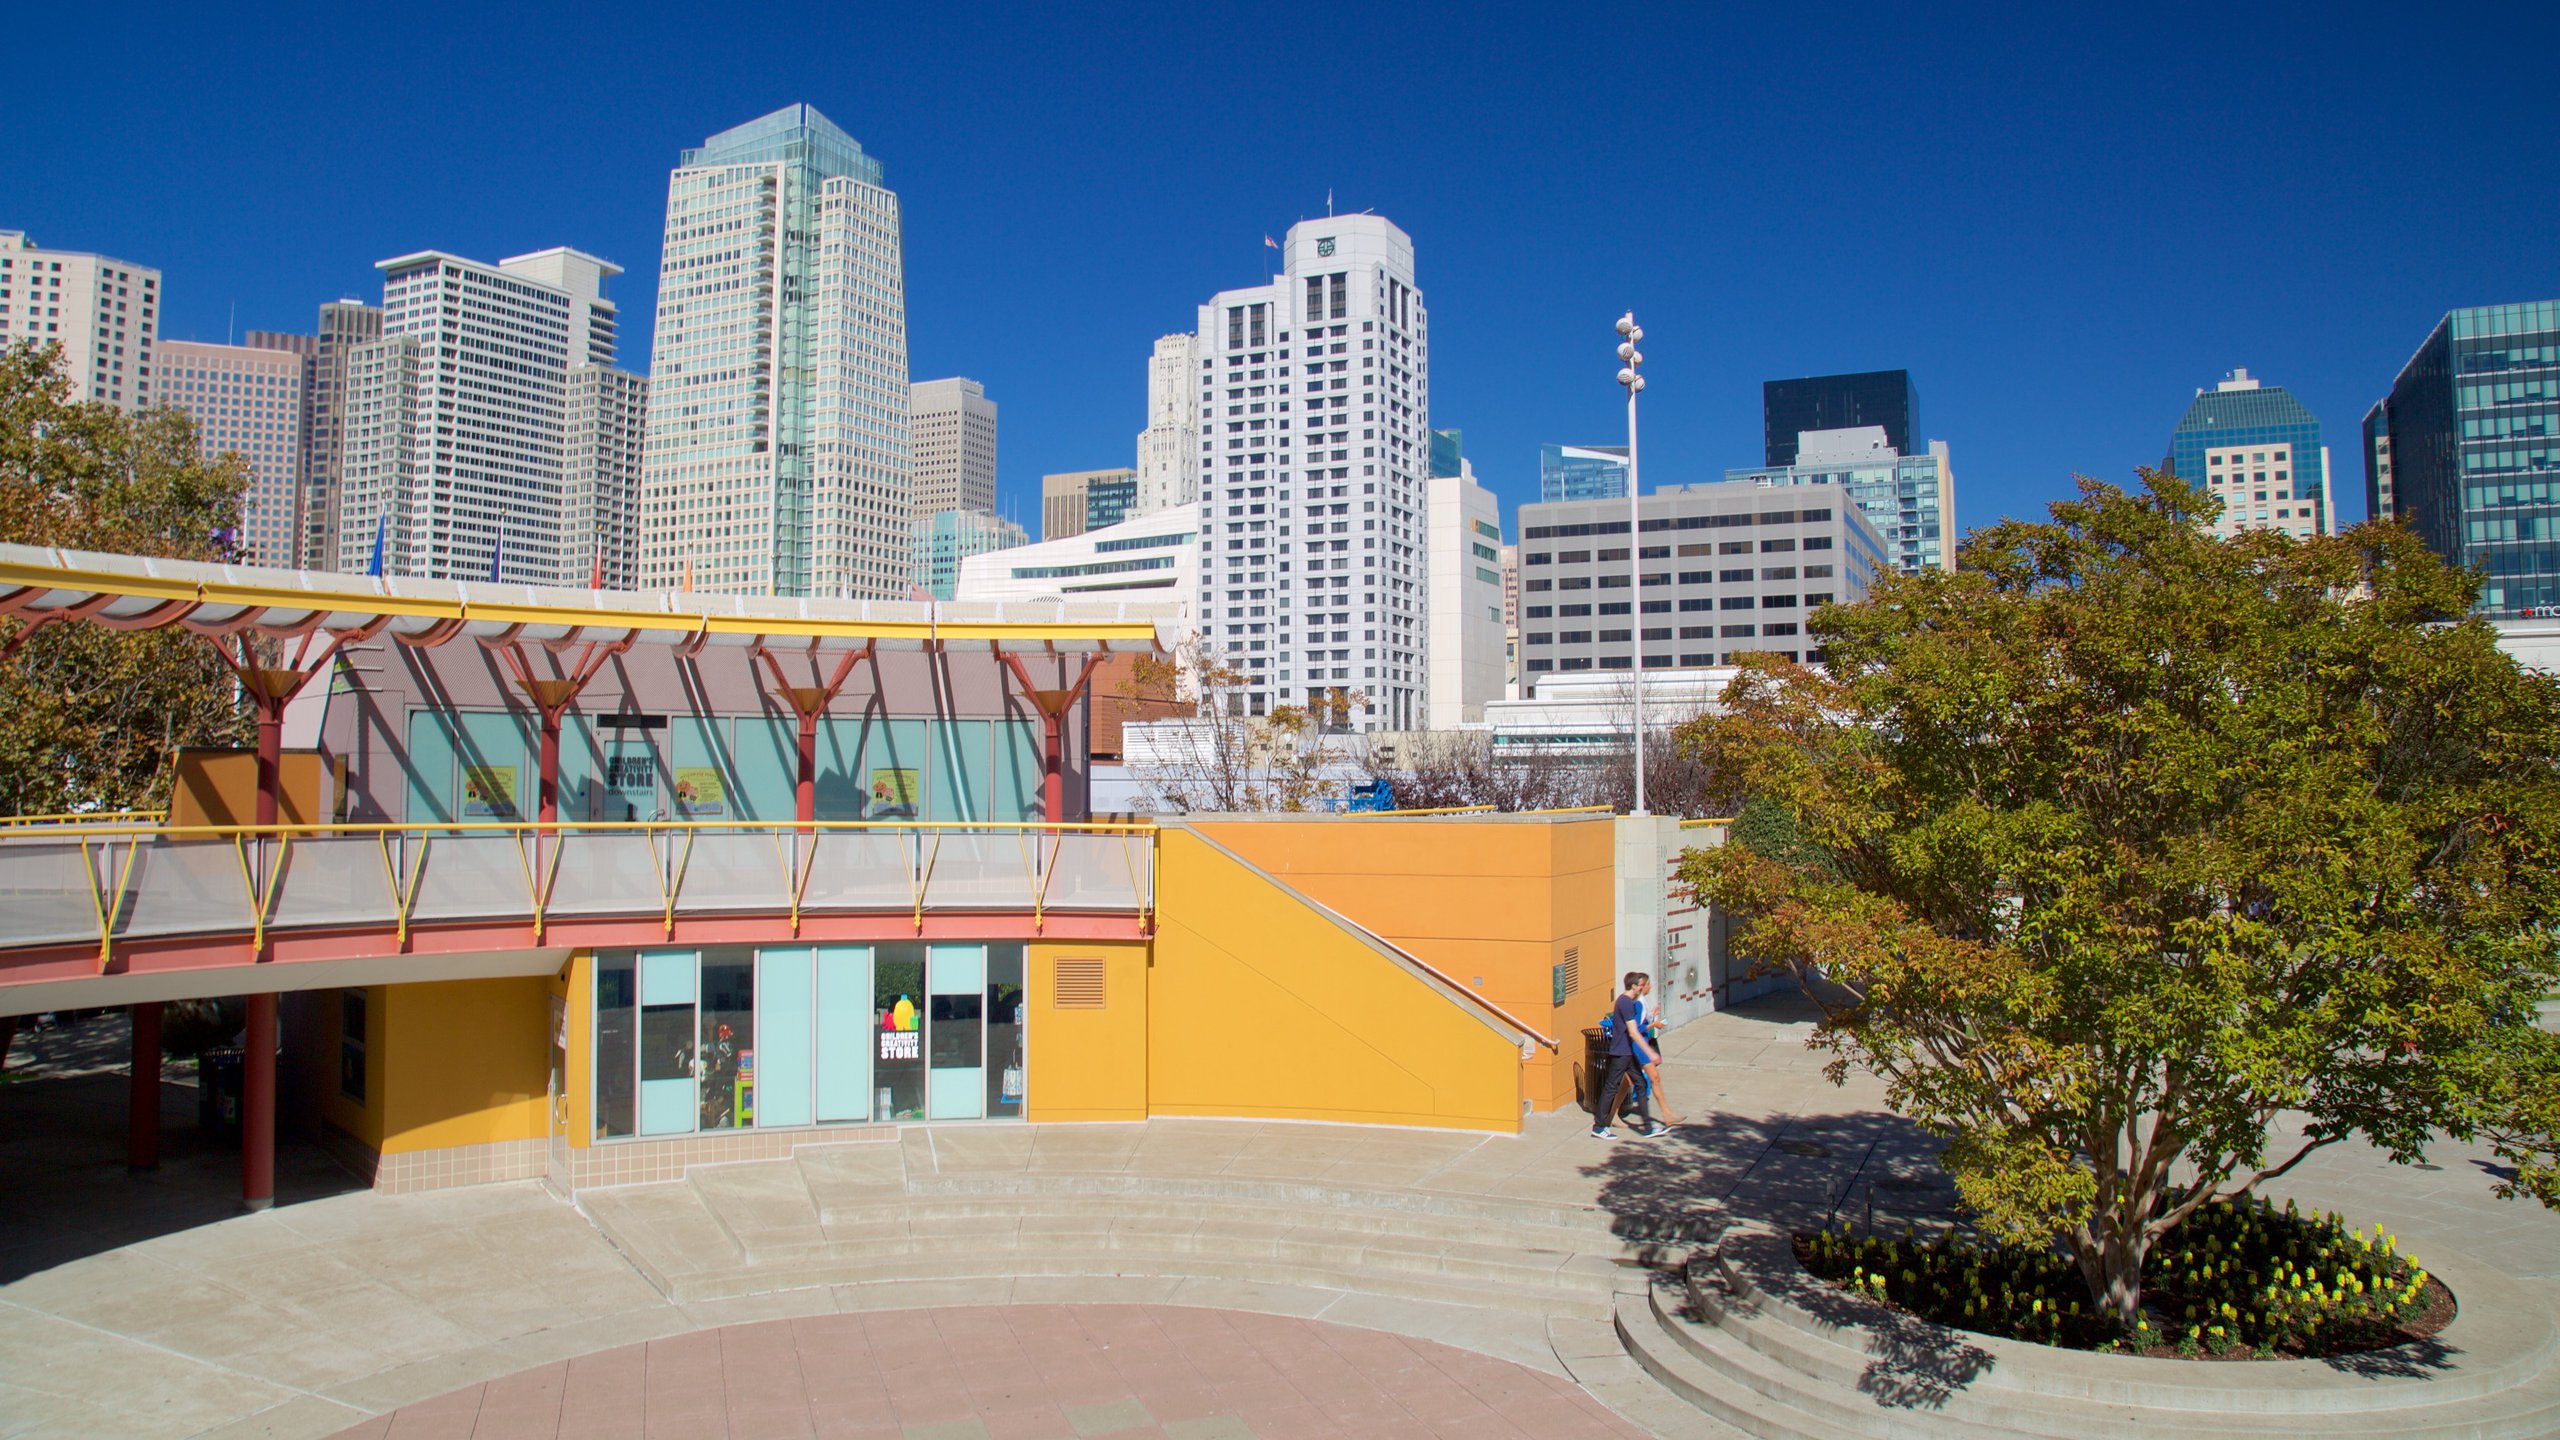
(330, 1303), (1649, 1439)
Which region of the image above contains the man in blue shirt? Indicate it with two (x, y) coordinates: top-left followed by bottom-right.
(1591, 971), (1670, 1139)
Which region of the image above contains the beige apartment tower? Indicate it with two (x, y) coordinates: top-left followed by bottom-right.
(0, 230), (159, 411)
(910, 377), (997, 516)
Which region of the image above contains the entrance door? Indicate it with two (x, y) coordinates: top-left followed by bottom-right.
(925, 943), (985, 1120)
(637, 950), (699, 1135)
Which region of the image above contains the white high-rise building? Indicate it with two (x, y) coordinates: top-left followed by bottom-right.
(1134, 332), (1199, 516)
(910, 377), (996, 516)
(1426, 462), (1505, 727)
(638, 104), (910, 597)
(0, 230), (159, 411)
(565, 366), (649, 589)
(336, 247), (621, 582)
(156, 340), (306, 567)
(1195, 215), (1430, 730)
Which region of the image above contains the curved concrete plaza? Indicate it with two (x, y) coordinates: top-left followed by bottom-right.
(3, 994), (2554, 1439)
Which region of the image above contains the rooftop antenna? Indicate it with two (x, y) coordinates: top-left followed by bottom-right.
(1326, 187), (1334, 216)
(226, 301), (235, 346)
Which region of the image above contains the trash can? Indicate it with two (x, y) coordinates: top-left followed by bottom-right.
(198, 1049), (243, 1136)
(1581, 1027), (1611, 1117)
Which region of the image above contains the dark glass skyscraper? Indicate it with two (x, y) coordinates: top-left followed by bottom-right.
(1763, 370), (1919, 466)
(2373, 301), (2560, 617)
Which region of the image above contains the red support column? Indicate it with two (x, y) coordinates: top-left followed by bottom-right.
(127, 1001), (161, 1172)
(998, 651), (1110, 827)
(796, 705), (821, 824)
(241, 991), (275, 1210)
(537, 708), (564, 825)
(1040, 708), (1067, 824)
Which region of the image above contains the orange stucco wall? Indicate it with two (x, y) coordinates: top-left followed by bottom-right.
(1193, 815), (1616, 1111)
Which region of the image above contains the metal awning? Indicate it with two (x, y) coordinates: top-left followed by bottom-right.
(0, 544), (1176, 659)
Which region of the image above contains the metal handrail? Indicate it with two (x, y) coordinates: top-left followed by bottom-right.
(0, 819), (1160, 965)
(0, 816), (1158, 842)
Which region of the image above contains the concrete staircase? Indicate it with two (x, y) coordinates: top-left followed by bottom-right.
(1610, 1228), (2560, 1440)
(576, 1140), (1670, 1323)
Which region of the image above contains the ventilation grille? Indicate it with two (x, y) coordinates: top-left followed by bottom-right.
(1553, 947), (1581, 1007)
(1053, 956), (1106, 1009)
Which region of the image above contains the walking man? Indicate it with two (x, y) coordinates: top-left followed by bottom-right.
(1591, 971), (1671, 1140)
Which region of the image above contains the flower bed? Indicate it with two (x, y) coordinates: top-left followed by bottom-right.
(1795, 1197), (2454, 1359)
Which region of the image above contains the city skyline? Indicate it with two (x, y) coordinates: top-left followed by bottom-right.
(4, 3), (2554, 551)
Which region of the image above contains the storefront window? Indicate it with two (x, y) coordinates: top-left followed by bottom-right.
(596, 954), (635, 1138)
(987, 944), (1026, 1118)
(699, 953), (754, 1130)
(873, 942), (926, 1120)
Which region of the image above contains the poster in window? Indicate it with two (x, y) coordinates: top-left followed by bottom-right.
(461, 764), (520, 818)
(673, 766), (725, 816)
(869, 767), (920, 818)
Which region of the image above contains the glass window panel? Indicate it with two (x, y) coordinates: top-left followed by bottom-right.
(596, 954), (635, 1139)
(872, 942), (926, 1120)
(699, 953), (754, 1131)
(986, 944), (1025, 1119)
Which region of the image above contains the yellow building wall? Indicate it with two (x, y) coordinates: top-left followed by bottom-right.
(1195, 817), (1617, 1112)
(1024, 939), (1150, 1122)
(1148, 828), (1523, 1132)
(379, 976), (553, 1154)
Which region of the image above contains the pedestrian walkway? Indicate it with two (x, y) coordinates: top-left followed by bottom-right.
(336, 1304), (1650, 1439)
(0, 994), (2551, 1438)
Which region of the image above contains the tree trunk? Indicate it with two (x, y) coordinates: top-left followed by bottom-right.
(2074, 1186), (2154, 1331)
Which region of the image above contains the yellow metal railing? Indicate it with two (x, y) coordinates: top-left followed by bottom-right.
(0, 818), (1159, 967)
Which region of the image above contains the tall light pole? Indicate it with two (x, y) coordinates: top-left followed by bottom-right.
(1617, 313), (1648, 816)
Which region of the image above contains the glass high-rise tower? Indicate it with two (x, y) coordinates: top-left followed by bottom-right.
(1764, 370), (1918, 466)
(638, 104), (910, 596)
(1539, 443), (1629, 501)
(2371, 301), (2560, 617)
(2167, 369), (2332, 542)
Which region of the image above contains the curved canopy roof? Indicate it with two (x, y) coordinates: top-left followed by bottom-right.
(0, 544), (1176, 658)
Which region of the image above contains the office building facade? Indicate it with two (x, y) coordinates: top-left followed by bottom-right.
(911, 377), (997, 515)
(2363, 399), (2395, 523)
(337, 248), (620, 582)
(1539, 442), (1630, 502)
(2371, 301), (2560, 616)
(1042, 468), (1130, 541)
(0, 230), (159, 411)
(564, 366), (649, 589)
(1085, 471), (1137, 531)
(956, 502), (1200, 611)
(1135, 333), (1200, 516)
(1426, 464), (1505, 726)
(909, 508), (1027, 601)
(1516, 480), (1887, 677)
(156, 340), (307, 567)
(1195, 215), (1431, 730)
(2168, 369), (2332, 541)
(1764, 369), (1917, 467)
(1726, 429), (1955, 573)
(638, 105), (910, 597)
(245, 302), (389, 570)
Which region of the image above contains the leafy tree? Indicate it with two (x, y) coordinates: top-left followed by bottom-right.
(0, 343), (252, 813)
(1121, 637), (1363, 812)
(1678, 470), (2560, 1330)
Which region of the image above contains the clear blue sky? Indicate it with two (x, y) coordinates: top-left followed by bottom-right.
(8, 1), (2552, 543)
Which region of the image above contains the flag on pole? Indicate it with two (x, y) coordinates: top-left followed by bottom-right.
(589, 545), (603, 590)
(487, 531), (504, 583)
(366, 512), (385, 578)
(681, 557), (693, 594)
(1264, 235), (1279, 250)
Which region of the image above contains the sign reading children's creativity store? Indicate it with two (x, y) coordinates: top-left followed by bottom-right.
(461, 764), (520, 818)
(674, 767), (726, 817)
